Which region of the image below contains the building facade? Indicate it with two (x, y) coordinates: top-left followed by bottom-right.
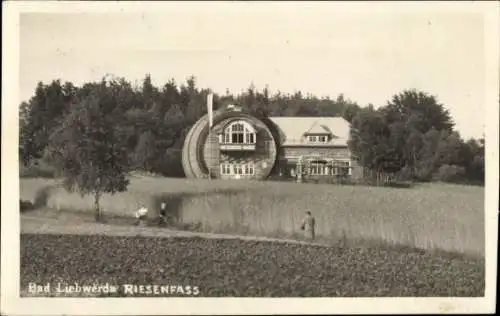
(269, 116), (363, 181)
(181, 104), (362, 181)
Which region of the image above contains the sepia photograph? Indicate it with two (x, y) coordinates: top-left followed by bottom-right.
(2, 1), (498, 315)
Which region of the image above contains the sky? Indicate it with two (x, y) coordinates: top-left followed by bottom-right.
(19, 2), (490, 140)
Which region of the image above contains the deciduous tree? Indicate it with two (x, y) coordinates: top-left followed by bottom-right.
(45, 92), (130, 221)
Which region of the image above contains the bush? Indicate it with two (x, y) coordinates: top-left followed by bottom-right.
(433, 164), (466, 183)
(396, 166), (416, 181)
(329, 177), (413, 188)
(382, 180), (414, 189)
(19, 163), (56, 178)
(33, 185), (55, 208)
(20, 200), (35, 212)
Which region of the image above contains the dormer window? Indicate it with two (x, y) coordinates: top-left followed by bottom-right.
(307, 135), (329, 143)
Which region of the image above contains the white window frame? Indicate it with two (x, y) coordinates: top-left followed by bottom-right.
(231, 123), (244, 144)
(307, 135), (329, 143)
(318, 135), (328, 143)
(332, 159), (351, 176)
(309, 162), (329, 176)
(220, 164), (232, 175)
(245, 133), (255, 144)
(233, 164), (243, 175)
(244, 164), (255, 175)
(220, 121), (257, 145)
(220, 163), (255, 176)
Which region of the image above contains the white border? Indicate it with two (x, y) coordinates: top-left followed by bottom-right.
(2, 1), (498, 315)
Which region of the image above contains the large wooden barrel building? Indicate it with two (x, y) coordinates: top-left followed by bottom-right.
(182, 103), (362, 181)
(181, 104), (279, 180)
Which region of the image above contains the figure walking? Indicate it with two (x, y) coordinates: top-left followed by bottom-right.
(300, 211), (316, 241)
(159, 201), (167, 226)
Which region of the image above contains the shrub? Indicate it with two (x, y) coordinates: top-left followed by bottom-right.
(382, 180), (414, 189)
(19, 164), (56, 178)
(20, 200), (35, 212)
(32, 184), (57, 209)
(433, 164), (466, 183)
(396, 166), (416, 181)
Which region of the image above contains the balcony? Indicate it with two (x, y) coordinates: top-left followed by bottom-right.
(219, 143), (256, 151)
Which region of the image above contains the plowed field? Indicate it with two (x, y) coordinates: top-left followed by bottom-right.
(20, 234), (485, 297)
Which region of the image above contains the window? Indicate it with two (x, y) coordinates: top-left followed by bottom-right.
(220, 163), (255, 176)
(332, 160), (351, 176)
(245, 164), (255, 175)
(322, 166), (329, 175)
(308, 135), (328, 143)
(220, 121), (256, 145)
(309, 162), (328, 175)
(231, 123), (244, 143)
(234, 164), (243, 175)
(220, 164), (232, 175)
(309, 164), (317, 175)
(245, 133), (255, 144)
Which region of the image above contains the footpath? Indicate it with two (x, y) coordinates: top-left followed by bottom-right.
(21, 214), (327, 247)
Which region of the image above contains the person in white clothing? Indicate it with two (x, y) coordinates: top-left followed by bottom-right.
(135, 205), (148, 226)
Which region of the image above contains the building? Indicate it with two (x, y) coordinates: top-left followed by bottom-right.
(270, 116), (363, 181)
(181, 104), (362, 181)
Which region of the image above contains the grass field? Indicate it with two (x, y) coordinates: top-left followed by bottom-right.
(20, 175), (485, 257)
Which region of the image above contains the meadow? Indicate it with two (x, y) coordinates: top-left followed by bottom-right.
(20, 175), (485, 257)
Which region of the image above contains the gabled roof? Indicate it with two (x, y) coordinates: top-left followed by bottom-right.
(269, 117), (350, 146)
(304, 121), (333, 135)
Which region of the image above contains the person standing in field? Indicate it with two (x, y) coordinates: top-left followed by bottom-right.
(159, 201), (167, 225)
(300, 211), (316, 241)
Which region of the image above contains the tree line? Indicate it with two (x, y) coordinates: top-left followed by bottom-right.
(19, 74), (484, 186)
(348, 90), (484, 184)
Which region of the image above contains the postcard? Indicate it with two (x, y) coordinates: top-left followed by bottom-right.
(2, 1), (498, 315)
